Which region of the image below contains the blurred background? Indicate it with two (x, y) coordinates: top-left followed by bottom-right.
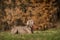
(0, 0), (60, 31)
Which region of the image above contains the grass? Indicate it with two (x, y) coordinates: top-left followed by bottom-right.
(0, 28), (60, 40)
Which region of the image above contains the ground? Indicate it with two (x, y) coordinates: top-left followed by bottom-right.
(0, 21), (60, 40)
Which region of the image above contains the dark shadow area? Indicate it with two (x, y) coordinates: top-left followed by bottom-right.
(57, 10), (60, 21)
(1, 21), (11, 31)
(14, 19), (26, 26)
(56, 0), (60, 21)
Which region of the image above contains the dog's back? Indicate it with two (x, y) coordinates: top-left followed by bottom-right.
(11, 26), (32, 34)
